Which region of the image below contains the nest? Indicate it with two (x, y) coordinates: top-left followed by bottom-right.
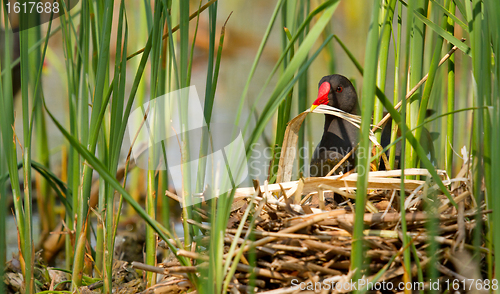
(136, 162), (488, 293)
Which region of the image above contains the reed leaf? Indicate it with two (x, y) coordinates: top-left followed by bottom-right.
(351, 0), (380, 281)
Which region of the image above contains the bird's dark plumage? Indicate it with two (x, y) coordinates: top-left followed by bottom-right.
(310, 75), (359, 177)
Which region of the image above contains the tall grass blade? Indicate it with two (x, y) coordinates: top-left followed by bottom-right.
(0, 157), (4, 294)
(351, 0), (380, 282)
(19, 3), (36, 292)
(270, 27), (295, 182)
(483, 0), (500, 283)
(445, 0), (456, 175)
(465, 0), (487, 261)
(374, 0), (397, 144)
(406, 0), (426, 169)
(0, 1), (25, 267)
(389, 2), (403, 170)
(297, 0), (311, 176)
(145, 0), (165, 286)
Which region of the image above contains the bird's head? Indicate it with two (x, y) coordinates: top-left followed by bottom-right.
(310, 74), (358, 113)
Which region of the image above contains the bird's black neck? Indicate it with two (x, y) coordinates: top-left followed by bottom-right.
(324, 113), (353, 134)
(323, 114), (336, 134)
(321, 113), (358, 149)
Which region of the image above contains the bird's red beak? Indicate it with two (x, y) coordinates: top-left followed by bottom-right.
(311, 82), (330, 111)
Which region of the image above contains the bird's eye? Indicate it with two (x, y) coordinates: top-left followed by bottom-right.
(336, 86), (343, 93)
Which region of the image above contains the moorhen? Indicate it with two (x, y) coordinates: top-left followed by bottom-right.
(309, 74), (360, 177)
(309, 74), (435, 177)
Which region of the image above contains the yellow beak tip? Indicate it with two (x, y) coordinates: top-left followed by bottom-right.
(310, 105), (318, 112)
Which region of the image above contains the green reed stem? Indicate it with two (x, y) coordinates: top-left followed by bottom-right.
(374, 0), (397, 143)
(351, 0), (380, 283)
(445, 0), (455, 175)
(406, 0), (426, 169)
(389, 2), (403, 170)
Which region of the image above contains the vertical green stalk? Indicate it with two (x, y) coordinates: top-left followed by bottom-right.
(202, 0), (218, 126)
(77, 0), (114, 236)
(425, 183), (439, 294)
(179, 0), (189, 87)
(484, 0), (500, 283)
(445, 0), (455, 175)
(483, 0), (500, 282)
(297, 0), (310, 176)
(465, 0), (487, 260)
(1, 1), (25, 272)
(399, 0), (415, 284)
(130, 1), (148, 218)
(95, 181), (104, 274)
(351, 0), (380, 283)
(93, 5), (105, 273)
(157, 3), (170, 232)
(374, 0), (397, 143)
(0, 108), (6, 294)
(60, 0), (78, 270)
(60, 0), (79, 274)
(19, 2), (34, 292)
(478, 13), (493, 277)
(271, 24), (295, 182)
(203, 17), (232, 293)
(145, 169), (157, 286)
(389, 2), (403, 169)
(81, 0), (101, 275)
(103, 2), (128, 291)
(406, 0), (427, 168)
(97, 129), (108, 278)
(195, 0), (217, 197)
(70, 0), (115, 287)
(146, 0), (165, 286)
(195, 1), (218, 240)
(178, 0), (193, 247)
(29, 17), (53, 241)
